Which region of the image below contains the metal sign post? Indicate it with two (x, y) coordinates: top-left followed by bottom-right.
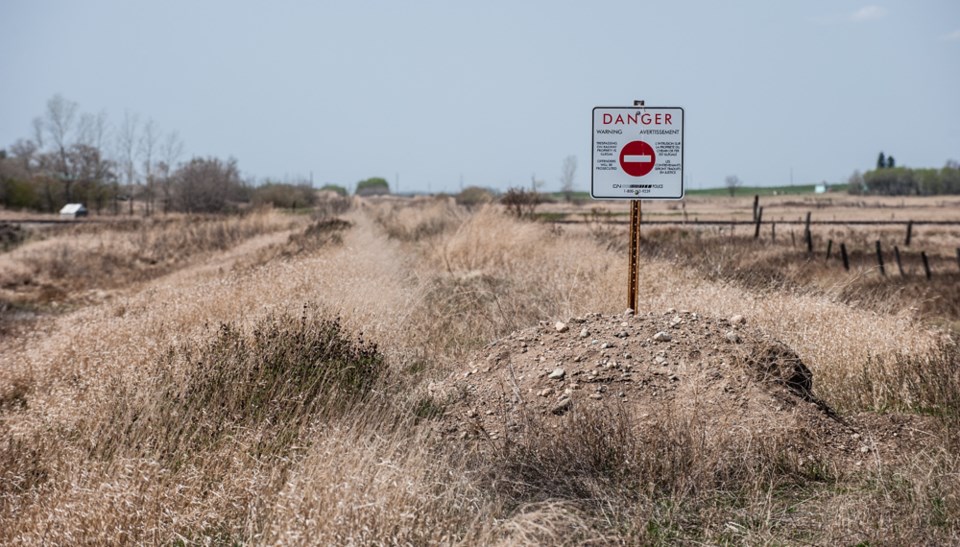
(591, 100), (685, 311)
(627, 200), (642, 311)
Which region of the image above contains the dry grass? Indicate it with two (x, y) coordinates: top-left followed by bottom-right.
(1, 198), (959, 544)
(0, 211), (304, 315)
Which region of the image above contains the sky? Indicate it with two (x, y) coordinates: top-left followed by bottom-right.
(1, 0), (958, 194)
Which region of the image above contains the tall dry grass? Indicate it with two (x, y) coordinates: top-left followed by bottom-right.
(0, 211), (305, 314)
(1, 201), (958, 544)
(394, 204), (622, 362)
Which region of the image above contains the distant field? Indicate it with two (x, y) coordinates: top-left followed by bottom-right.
(684, 183), (849, 196)
(548, 183), (849, 201)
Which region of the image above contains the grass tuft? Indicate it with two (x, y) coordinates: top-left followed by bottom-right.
(90, 307), (383, 463)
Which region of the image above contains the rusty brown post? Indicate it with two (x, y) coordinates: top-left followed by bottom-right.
(627, 200), (641, 311)
(876, 240), (885, 276)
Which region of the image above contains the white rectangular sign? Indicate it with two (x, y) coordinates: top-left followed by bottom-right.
(591, 106), (684, 199)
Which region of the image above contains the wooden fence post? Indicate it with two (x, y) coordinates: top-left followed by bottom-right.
(921, 251), (932, 280)
(841, 243), (850, 271)
(753, 195), (759, 223)
(754, 206), (763, 239)
(894, 245), (905, 277)
(804, 212), (813, 254)
(771, 221), (776, 242)
(876, 240), (885, 276)
(905, 220), (913, 246)
(826, 239), (833, 261)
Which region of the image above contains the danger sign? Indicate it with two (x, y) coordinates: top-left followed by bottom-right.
(591, 106), (684, 199)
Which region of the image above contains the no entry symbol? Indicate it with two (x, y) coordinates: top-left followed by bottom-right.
(619, 140), (656, 177)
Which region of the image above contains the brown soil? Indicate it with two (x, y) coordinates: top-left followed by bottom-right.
(437, 309), (941, 468)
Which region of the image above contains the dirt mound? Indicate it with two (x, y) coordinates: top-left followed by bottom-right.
(436, 309), (899, 465)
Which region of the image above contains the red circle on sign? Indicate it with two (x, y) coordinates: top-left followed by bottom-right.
(619, 141), (656, 177)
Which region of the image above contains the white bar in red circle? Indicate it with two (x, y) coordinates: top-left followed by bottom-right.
(623, 155), (653, 163)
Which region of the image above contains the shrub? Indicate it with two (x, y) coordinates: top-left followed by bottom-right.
(0, 222), (26, 252)
(315, 193), (352, 217)
(456, 186), (495, 209)
(319, 184), (348, 197)
(500, 187), (541, 218)
(91, 308), (384, 462)
(251, 182), (318, 209)
(0, 177), (40, 210)
(355, 177), (390, 196)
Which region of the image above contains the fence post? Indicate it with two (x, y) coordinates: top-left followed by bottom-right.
(804, 212), (813, 254)
(754, 206), (763, 239)
(894, 245), (905, 277)
(921, 251), (932, 280)
(876, 240), (885, 276)
(791, 230), (796, 247)
(841, 242), (850, 271)
(771, 221), (776, 242)
(905, 220), (913, 246)
(826, 239), (833, 261)
(752, 194), (759, 223)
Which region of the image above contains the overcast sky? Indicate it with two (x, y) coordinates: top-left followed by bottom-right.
(2, 0), (958, 194)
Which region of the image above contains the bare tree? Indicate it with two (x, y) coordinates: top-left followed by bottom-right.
(77, 110), (112, 210)
(77, 110), (110, 151)
(8, 139), (40, 174)
(67, 143), (116, 213)
(115, 111), (140, 215)
(139, 119), (160, 215)
(560, 155), (577, 202)
(530, 173), (544, 194)
(32, 118), (45, 150)
(725, 175), (742, 197)
(158, 131), (184, 213)
(35, 94), (80, 202)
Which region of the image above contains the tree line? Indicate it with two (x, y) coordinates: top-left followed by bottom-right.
(0, 94), (326, 214)
(849, 155), (960, 196)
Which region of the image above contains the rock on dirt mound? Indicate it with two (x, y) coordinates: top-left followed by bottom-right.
(435, 309), (899, 464)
